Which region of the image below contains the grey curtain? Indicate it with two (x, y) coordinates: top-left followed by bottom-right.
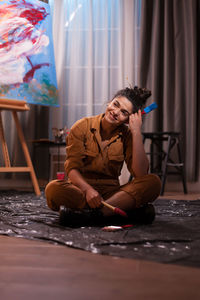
(139, 0), (200, 181)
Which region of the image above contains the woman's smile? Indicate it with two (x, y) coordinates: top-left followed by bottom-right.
(109, 112), (117, 121)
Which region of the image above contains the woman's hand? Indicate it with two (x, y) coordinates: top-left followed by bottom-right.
(129, 109), (142, 134)
(68, 169), (103, 208)
(85, 186), (103, 208)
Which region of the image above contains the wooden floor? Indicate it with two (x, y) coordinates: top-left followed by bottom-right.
(0, 235), (200, 300)
(1, 192), (200, 300)
(159, 191), (200, 201)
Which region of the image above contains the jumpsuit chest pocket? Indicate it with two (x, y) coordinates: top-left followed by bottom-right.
(108, 153), (124, 162)
(84, 134), (99, 154)
(84, 149), (98, 157)
(83, 149), (98, 166)
(107, 141), (124, 162)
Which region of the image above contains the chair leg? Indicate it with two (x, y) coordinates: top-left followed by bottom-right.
(177, 139), (188, 194)
(160, 136), (171, 195)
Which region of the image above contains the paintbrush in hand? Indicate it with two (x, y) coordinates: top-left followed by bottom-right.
(101, 200), (128, 218)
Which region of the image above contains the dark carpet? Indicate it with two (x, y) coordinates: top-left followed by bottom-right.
(0, 190), (200, 268)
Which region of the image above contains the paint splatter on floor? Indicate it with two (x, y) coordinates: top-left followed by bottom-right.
(0, 190), (200, 268)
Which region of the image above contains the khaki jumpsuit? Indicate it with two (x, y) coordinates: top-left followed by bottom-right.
(45, 114), (161, 211)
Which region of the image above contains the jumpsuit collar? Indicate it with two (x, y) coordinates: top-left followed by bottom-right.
(90, 114), (124, 150)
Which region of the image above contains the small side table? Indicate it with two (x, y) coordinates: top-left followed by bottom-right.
(32, 139), (66, 181)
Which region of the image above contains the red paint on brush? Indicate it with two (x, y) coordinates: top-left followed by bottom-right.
(115, 207), (128, 218)
(121, 224), (133, 228)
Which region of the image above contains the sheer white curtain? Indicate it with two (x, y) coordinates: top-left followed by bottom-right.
(49, 0), (141, 130)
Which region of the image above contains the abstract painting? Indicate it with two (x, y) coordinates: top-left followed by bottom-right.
(0, 0), (58, 106)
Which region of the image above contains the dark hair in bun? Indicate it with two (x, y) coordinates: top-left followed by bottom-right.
(112, 86), (151, 113)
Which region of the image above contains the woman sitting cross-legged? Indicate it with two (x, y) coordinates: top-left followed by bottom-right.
(45, 86), (161, 227)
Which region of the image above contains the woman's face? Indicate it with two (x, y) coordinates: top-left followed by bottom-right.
(104, 96), (133, 126)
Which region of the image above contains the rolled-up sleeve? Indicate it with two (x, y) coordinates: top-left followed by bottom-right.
(64, 119), (87, 175)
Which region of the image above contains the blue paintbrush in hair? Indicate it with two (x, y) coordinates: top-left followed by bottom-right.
(142, 102), (157, 115)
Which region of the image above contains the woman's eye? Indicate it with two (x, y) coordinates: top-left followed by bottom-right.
(113, 102), (118, 107)
(122, 111), (128, 117)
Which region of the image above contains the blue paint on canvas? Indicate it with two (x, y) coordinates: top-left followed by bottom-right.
(0, 0), (58, 106)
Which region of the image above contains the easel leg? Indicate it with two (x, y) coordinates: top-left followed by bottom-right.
(0, 111), (11, 167)
(12, 111), (41, 196)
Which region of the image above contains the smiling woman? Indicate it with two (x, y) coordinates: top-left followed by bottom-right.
(45, 86), (161, 228)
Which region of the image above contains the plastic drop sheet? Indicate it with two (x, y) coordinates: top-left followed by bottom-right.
(0, 190), (200, 268)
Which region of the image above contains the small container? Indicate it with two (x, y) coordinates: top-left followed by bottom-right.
(56, 172), (65, 180)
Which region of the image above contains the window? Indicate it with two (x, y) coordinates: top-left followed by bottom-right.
(49, 0), (141, 129)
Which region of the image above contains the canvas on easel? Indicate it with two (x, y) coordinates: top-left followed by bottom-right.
(0, 0), (58, 106)
(0, 0), (59, 195)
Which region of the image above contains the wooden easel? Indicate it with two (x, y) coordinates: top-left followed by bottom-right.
(0, 99), (40, 195)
